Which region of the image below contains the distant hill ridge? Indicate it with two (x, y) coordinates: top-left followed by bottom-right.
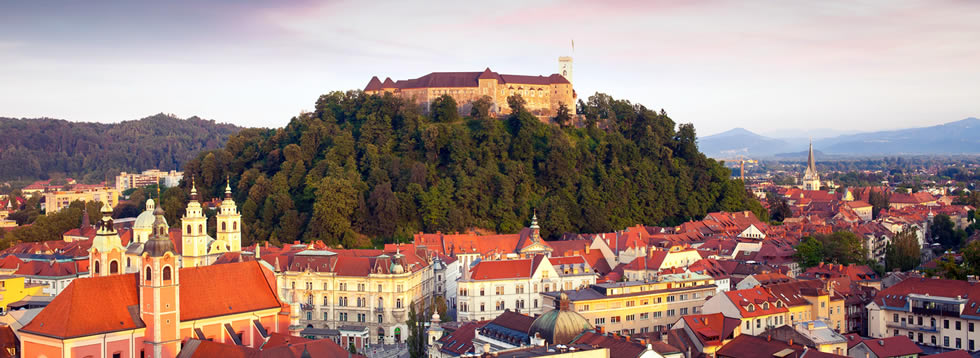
(699, 117), (980, 157)
(0, 114), (243, 182)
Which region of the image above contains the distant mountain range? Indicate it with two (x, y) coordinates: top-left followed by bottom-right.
(699, 117), (980, 158)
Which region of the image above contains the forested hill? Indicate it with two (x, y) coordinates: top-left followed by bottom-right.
(0, 114), (242, 182)
(177, 92), (766, 248)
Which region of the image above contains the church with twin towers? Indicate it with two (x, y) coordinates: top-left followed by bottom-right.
(88, 178), (242, 278)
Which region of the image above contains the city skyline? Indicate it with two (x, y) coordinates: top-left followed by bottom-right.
(1, 0), (978, 135)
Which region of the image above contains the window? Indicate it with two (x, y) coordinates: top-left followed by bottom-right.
(534, 299), (538, 308)
(945, 320), (950, 329)
(496, 286), (504, 295)
(324, 296), (329, 306)
(957, 321), (962, 330)
(932, 336), (937, 345)
(945, 336), (950, 347)
(757, 319), (762, 328)
(145, 266), (151, 281)
(640, 313), (649, 320)
(306, 312), (312, 320)
(594, 318), (605, 325)
(113, 353), (122, 358)
(893, 314), (899, 323)
(163, 266), (172, 281)
(582, 305), (589, 311)
(918, 316), (923, 325)
(918, 333), (923, 343)
(667, 296), (675, 303)
(378, 314), (383, 323)
(931, 318), (936, 327)
(95, 261), (101, 275)
(517, 285), (524, 294)
(324, 312), (329, 320)
(233, 222), (237, 230)
(971, 322), (975, 332)
(610, 316), (621, 323)
(956, 338), (962, 349)
(198, 224), (203, 234)
(970, 339), (975, 351)
(680, 308), (689, 315)
(667, 309), (676, 317)
(626, 314), (635, 321)
(222, 222), (227, 231)
(654, 311), (662, 318)
(480, 303), (485, 312)
(186, 225), (191, 234)
(480, 288), (485, 296)
(746, 321), (750, 330)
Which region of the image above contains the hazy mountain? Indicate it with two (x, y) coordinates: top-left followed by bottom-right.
(698, 128), (793, 158)
(814, 117), (980, 155)
(701, 117), (980, 158)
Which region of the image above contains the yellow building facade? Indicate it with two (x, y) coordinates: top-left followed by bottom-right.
(0, 276), (47, 313)
(547, 272), (716, 335)
(42, 187), (119, 213)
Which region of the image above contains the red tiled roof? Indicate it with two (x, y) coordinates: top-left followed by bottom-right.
(438, 320), (487, 355)
(680, 313), (740, 347)
(923, 350), (972, 358)
(364, 76), (382, 91)
(723, 288), (788, 318)
(469, 258), (537, 280)
(716, 334), (808, 358)
(856, 336), (922, 358)
(571, 332), (649, 357)
(21, 261), (283, 339)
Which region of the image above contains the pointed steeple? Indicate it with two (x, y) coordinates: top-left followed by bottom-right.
(530, 210), (541, 243)
(224, 176), (232, 199)
(802, 139), (821, 190)
(189, 176), (199, 202)
(806, 139), (816, 174)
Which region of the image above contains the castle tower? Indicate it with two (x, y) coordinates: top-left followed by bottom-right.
(140, 204), (180, 358)
(558, 56), (573, 84)
(802, 140), (821, 190)
(216, 178), (242, 253)
(90, 203), (125, 276)
(181, 178), (209, 267)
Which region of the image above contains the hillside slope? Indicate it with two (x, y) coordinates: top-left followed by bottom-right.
(0, 114), (242, 182)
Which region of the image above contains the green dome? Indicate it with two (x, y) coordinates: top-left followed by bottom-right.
(528, 293), (593, 345)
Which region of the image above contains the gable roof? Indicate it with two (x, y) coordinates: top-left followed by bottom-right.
(21, 261), (283, 339)
(723, 287), (788, 318)
(855, 336), (922, 358)
(469, 258), (541, 280)
(680, 313), (741, 347)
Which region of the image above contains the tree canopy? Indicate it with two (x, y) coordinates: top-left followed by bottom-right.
(177, 91), (766, 247)
(0, 114), (241, 182)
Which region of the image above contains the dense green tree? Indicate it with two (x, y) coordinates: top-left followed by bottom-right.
(470, 96), (494, 120)
(885, 226), (921, 272)
(406, 301), (426, 358)
(795, 237), (825, 269)
(0, 114), (241, 182)
(553, 103), (572, 128)
(174, 91), (765, 247)
(767, 192), (793, 222)
(430, 95), (460, 123)
(932, 214), (966, 249)
(868, 190), (889, 219)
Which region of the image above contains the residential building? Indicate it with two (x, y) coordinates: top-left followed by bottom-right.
(0, 276), (47, 314)
(114, 169), (183, 191)
(544, 272), (716, 335)
(668, 313), (741, 358)
(42, 187), (119, 213)
(716, 334), (847, 358)
(457, 255), (595, 321)
(703, 286), (790, 336)
(623, 246), (704, 281)
(866, 277), (980, 352)
(270, 244), (436, 345)
(847, 336), (922, 358)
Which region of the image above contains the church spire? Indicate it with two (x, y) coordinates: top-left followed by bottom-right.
(806, 139), (816, 174)
(189, 176), (198, 201)
(802, 139), (821, 190)
(224, 176), (232, 199)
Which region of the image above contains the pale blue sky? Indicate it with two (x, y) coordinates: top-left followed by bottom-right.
(1, 0), (978, 135)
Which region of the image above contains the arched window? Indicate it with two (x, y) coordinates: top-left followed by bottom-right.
(186, 225), (191, 234)
(94, 260), (100, 274)
(198, 224), (203, 234)
(233, 222), (237, 230)
(163, 266), (172, 281)
(127, 257), (131, 267)
(222, 222), (227, 231)
(145, 266), (152, 281)
(378, 297), (384, 308)
(109, 260), (119, 274)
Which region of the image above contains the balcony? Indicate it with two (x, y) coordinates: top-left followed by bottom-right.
(301, 303), (314, 311)
(911, 307), (960, 318)
(375, 307), (384, 313)
(886, 322), (937, 333)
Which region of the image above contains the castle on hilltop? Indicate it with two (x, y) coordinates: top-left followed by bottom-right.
(364, 57), (576, 117)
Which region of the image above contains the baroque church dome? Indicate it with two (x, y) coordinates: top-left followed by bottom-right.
(133, 199), (156, 230)
(528, 292), (593, 345)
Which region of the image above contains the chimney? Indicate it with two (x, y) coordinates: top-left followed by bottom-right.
(767, 335), (771, 342)
(255, 244), (261, 260)
(789, 338), (793, 346)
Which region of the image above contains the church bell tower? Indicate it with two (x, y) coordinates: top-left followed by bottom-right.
(216, 178), (242, 253)
(181, 178), (208, 267)
(140, 204), (180, 358)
